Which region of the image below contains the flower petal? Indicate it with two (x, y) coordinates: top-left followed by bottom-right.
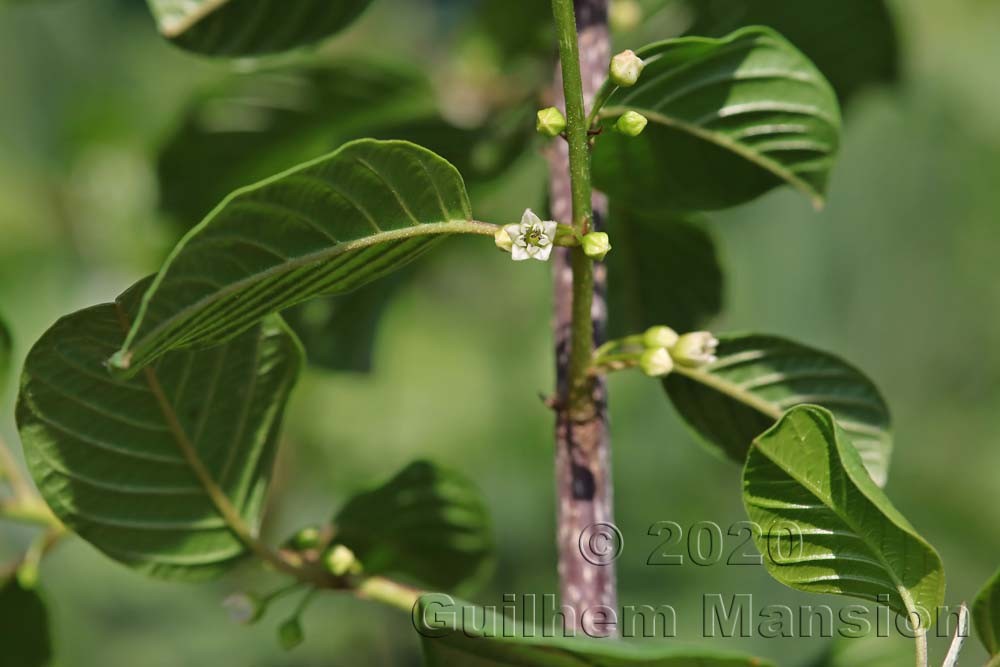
(511, 245), (530, 261)
(534, 243), (555, 261)
(541, 219), (558, 240)
(522, 209), (542, 227)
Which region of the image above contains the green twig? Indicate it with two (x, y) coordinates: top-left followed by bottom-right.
(551, 0), (597, 418)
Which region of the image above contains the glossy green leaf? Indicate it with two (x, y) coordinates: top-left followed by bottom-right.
(145, 0), (371, 56)
(664, 334), (892, 486)
(110, 139), (490, 375)
(0, 578), (51, 667)
(417, 595), (773, 666)
(606, 212), (723, 339)
(683, 0), (899, 106)
(974, 566), (1000, 655)
(17, 279), (303, 580)
(157, 62), (528, 373)
(334, 461), (493, 593)
(593, 26), (841, 213)
(743, 406), (944, 622)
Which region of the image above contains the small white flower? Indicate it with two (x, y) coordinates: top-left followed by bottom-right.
(503, 209), (559, 262)
(671, 331), (719, 367)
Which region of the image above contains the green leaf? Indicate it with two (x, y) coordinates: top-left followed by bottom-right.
(17, 279), (303, 581)
(281, 272), (407, 373)
(663, 334), (892, 486)
(417, 596), (773, 666)
(0, 578), (51, 667)
(158, 63), (528, 373)
(334, 461), (493, 593)
(145, 0), (371, 56)
(683, 0), (899, 106)
(743, 405), (944, 622)
(606, 212), (723, 339)
(110, 139), (491, 375)
(974, 566), (1000, 655)
(593, 26), (841, 213)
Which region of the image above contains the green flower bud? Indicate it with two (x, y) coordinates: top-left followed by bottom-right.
(278, 617), (304, 650)
(610, 49), (644, 87)
(581, 232), (612, 261)
(642, 325), (679, 349)
(536, 106), (567, 137)
(494, 226), (514, 252)
(671, 331), (719, 367)
(639, 347), (674, 377)
(289, 526), (321, 551)
(324, 544), (361, 577)
(615, 111), (648, 137)
(223, 593), (264, 625)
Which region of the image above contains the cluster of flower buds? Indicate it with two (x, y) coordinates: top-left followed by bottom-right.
(638, 326), (719, 377)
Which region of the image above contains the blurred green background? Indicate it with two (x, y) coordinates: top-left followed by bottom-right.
(0, 0), (998, 665)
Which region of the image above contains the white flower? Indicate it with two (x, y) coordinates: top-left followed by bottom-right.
(503, 209), (559, 262)
(670, 331), (719, 367)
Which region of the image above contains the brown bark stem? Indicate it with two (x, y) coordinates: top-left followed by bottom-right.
(547, 0), (616, 636)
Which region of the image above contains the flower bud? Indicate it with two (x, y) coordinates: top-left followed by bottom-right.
(289, 526), (321, 551)
(610, 49), (644, 87)
(642, 325), (678, 349)
(278, 617), (304, 650)
(494, 226), (514, 252)
(671, 331), (719, 367)
(581, 232), (612, 261)
(324, 544), (361, 577)
(536, 106), (567, 137)
(639, 347), (674, 377)
(223, 593), (264, 625)
(615, 111), (648, 137)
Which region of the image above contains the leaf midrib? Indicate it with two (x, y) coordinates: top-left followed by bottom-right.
(115, 219), (495, 370)
(674, 364), (783, 420)
(753, 414), (915, 616)
(600, 104), (826, 209)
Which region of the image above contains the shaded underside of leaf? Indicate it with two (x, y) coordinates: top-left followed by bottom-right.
(418, 595), (773, 666)
(682, 0), (899, 106)
(974, 566), (1000, 655)
(606, 212), (723, 339)
(664, 334), (892, 486)
(17, 280), (302, 580)
(112, 139), (482, 375)
(334, 461), (494, 594)
(146, 0), (372, 56)
(594, 26), (840, 213)
(0, 578), (51, 667)
(743, 406), (944, 621)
